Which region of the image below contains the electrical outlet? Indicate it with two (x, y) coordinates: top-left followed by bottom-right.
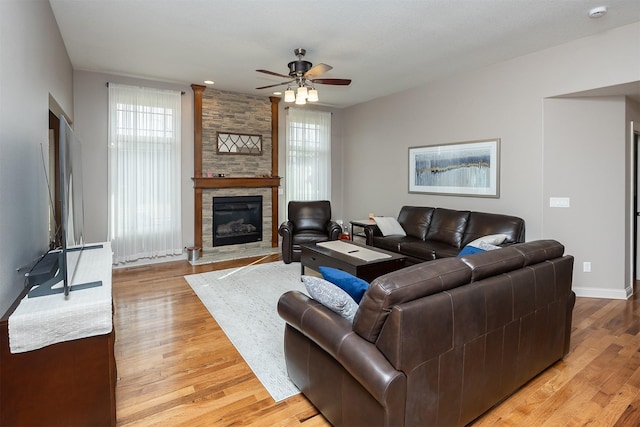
(583, 261), (591, 273)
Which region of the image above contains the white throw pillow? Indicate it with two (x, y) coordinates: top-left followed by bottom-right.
(478, 241), (502, 251)
(302, 275), (359, 322)
(468, 234), (508, 247)
(373, 217), (406, 237)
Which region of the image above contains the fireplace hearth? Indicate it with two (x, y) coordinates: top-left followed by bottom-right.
(212, 196), (263, 247)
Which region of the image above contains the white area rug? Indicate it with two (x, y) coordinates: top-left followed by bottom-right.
(184, 261), (304, 402)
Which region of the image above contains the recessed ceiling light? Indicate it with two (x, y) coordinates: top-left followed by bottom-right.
(204, 80), (214, 85)
(588, 6), (607, 18)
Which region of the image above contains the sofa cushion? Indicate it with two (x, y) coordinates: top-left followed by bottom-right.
(373, 217), (406, 237)
(302, 275), (359, 322)
(288, 200), (332, 232)
(395, 240), (434, 261)
(397, 206), (434, 240)
(400, 240), (460, 261)
(372, 235), (405, 253)
(319, 266), (369, 303)
(353, 257), (472, 343)
(292, 230), (332, 246)
(425, 208), (469, 248)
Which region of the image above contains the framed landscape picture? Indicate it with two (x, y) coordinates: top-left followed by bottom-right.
(409, 139), (500, 197)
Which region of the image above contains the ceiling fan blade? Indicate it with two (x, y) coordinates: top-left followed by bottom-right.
(256, 69), (291, 79)
(310, 78), (352, 86)
(255, 80), (292, 90)
(304, 63), (333, 79)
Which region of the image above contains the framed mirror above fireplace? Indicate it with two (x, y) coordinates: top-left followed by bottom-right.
(216, 132), (262, 155)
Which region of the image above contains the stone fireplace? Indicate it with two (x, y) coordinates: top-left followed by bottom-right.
(191, 85), (281, 258)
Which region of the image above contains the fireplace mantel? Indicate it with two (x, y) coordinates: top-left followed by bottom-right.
(192, 177), (281, 189)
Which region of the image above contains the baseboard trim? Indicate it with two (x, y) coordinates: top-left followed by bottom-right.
(572, 285), (633, 300)
(112, 253), (186, 269)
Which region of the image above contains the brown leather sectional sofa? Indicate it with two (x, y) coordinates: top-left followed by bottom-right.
(278, 239), (575, 426)
(365, 206), (526, 264)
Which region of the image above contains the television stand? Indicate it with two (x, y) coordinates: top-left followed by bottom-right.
(0, 242), (115, 426)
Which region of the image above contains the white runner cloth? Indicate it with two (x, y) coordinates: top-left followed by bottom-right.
(8, 242), (113, 353)
(317, 240), (392, 261)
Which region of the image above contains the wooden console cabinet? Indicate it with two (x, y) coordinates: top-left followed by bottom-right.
(0, 244), (116, 426)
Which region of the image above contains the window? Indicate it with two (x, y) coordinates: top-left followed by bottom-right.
(108, 84), (182, 263)
(285, 108), (331, 202)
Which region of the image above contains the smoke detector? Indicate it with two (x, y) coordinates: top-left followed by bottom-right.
(588, 6), (607, 18)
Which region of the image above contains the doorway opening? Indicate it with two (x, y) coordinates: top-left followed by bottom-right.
(634, 126), (640, 293)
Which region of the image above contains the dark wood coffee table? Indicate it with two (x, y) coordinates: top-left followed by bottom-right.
(300, 240), (406, 283)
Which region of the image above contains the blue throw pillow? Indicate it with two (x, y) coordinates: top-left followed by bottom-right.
(318, 266), (369, 303)
(457, 245), (486, 257)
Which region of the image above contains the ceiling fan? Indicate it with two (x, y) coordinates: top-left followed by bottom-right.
(256, 48), (351, 104)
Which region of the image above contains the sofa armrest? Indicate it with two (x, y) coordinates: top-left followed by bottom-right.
(364, 224), (382, 246)
(278, 291), (406, 403)
(278, 221), (294, 263)
(278, 220), (294, 236)
(326, 220), (342, 239)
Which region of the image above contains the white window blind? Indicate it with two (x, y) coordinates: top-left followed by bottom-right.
(285, 108), (331, 202)
(108, 83), (182, 263)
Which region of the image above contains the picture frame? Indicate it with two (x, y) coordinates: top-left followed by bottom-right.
(408, 139), (500, 197)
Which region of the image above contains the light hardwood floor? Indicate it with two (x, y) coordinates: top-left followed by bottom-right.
(113, 255), (640, 426)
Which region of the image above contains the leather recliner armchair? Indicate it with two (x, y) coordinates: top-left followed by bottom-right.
(278, 200), (342, 264)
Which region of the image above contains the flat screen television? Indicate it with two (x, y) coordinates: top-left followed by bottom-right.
(27, 115), (101, 298)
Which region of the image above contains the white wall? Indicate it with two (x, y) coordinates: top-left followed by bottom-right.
(341, 22), (640, 298)
(0, 1), (73, 315)
(73, 71), (195, 258)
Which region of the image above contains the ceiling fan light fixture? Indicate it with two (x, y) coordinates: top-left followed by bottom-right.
(284, 88), (295, 102)
(307, 88), (319, 102)
(256, 48), (350, 102)
(295, 91), (307, 105)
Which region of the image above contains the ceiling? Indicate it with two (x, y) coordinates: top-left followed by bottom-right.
(49, 0), (640, 108)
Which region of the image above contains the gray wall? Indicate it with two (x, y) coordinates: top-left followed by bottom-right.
(0, 1), (73, 315)
(543, 96), (627, 298)
(341, 22), (640, 298)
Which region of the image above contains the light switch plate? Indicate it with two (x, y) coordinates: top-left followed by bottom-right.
(549, 197), (570, 208)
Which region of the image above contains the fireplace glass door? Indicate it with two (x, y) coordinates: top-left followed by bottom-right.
(212, 196), (263, 247)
